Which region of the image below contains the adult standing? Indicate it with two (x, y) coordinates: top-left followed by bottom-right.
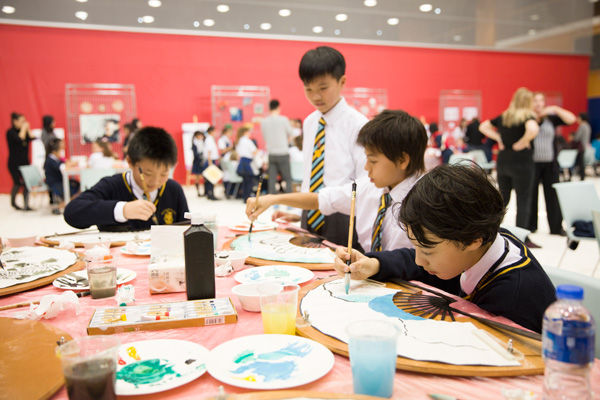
(528, 92), (575, 235)
(479, 88), (539, 229)
(572, 112), (592, 181)
(261, 99), (293, 194)
(41, 115), (57, 151)
(6, 112), (35, 210)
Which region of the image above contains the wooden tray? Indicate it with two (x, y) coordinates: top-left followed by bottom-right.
(295, 276), (544, 377)
(0, 318), (73, 400)
(0, 259), (85, 297)
(207, 391), (383, 400)
(40, 236), (125, 248)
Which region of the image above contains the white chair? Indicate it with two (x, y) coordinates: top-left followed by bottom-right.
(542, 265), (600, 358)
(500, 224), (530, 243)
(448, 153), (474, 165)
(290, 160), (304, 192)
(468, 149), (495, 173)
(591, 210), (600, 276)
(221, 159), (243, 199)
(18, 165), (57, 210)
(552, 181), (600, 268)
(556, 149), (578, 181)
(80, 168), (115, 191)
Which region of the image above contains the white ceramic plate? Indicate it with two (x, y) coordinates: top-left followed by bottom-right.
(228, 221), (277, 232)
(116, 339), (209, 395)
(234, 265), (314, 285)
(206, 334), (334, 390)
(120, 242), (151, 256)
(52, 268), (136, 290)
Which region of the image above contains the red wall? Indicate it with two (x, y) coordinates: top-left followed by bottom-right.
(0, 24), (589, 193)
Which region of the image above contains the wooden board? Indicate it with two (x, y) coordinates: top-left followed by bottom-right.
(0, 259), (85, 297)
(222, 231), (334, 271)
(206, 391), (384, 400)
(40, 237), (125, 248)
(296, 276), (544, 377)
(0, 318), (73, 400)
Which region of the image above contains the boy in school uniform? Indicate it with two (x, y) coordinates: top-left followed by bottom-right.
(273, 46), (368, 248)
(334, 163), (556, 333)
(44, 138), (80, 214)
(64, 127), (189, 231)
(246, 110), (427, 253)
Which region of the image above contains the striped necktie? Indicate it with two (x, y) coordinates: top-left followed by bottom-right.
(371, 192), (391, 252)
(307, 117), (326, 233)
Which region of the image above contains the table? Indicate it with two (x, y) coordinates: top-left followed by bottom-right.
(63, 164), (130, 204)
(1, 228), (599, 400)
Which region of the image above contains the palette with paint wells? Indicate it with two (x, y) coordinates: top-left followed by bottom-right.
(87, 298), (237, 335)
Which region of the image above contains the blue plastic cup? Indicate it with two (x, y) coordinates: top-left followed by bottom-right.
(346, 320), (399, 398)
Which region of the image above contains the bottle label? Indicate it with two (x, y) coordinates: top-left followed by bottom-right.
(543, 318), (595, 364)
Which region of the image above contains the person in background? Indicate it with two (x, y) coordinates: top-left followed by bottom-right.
(131, 118), (143, 133)
(289, 135), (303, 164)
(203, 126), (220, 201)
(103, 119), (120, 143)
(191, 130), (205, 197)
(122, 123), (135, 159)
(261, 99), (294, 194)
(572, 112), (592, 181)
(235, 126), (258, 202)
(41, 115), (57, 152)
(6, 112), (35, 211)
(44, 138), (80, 214)
(218, 125), (234, 196)
(290, 118), (303, 142)
(88, 139), (116, 169)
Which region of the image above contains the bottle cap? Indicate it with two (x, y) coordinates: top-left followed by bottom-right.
(556, 284), (584, 300)
(184, 212), (204, 225)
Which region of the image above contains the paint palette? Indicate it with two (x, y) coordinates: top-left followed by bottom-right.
(116, 339), (209, 395)
(234, 265), (314, 285)
(120, 242), (151, 256)
(228, 221), (277, 232)
(206, 334), (334, 390)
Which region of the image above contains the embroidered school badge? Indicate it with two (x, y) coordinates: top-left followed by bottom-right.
(161, 208), (176, 225)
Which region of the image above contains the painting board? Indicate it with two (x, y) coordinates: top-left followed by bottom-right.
(41, 230), (151, 248)
(205, 391), (384, 400)
(296, 276), (544, 377)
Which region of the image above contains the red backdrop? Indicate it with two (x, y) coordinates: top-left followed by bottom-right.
(0, 24), (589, 193)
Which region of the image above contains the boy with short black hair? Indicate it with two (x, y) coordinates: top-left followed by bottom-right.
(64, 126), (189, 231)
(334, 163), (556, 333)
(44, 138), (80, 214)
(247, 109), (427, 253)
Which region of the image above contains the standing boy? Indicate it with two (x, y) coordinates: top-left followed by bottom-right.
(64, 127), (189, 231)
(203, 126), (221, 200)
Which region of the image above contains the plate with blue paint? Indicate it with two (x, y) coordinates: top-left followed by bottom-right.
(234, 265), (314, 285)
(206, 334), (335, 389)
(116, 339), (209, 395)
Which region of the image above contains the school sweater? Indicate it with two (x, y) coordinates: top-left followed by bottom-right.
(44, 155), (63, 189)
(64, 173), (189, 231)
(367, 229), (556, 333)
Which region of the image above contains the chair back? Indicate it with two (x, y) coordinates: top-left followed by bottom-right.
(556, 149), (578, 169)
(290, 160), (304, 183)
(592, 210), (600, 250)
(221, 160), (243, 184)
(18, 165), (48, 193)
(448, 153), (474, 165)
(80, 168), (115, 191)
(468, 149), (495, 170)
(500, 224), (531, 243)
(553, 181), (600, 240)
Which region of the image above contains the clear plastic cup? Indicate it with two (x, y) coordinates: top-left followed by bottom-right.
(86, 257), (118, 299)
(199, 214), (218, 250)
(259, 282), (300, 335)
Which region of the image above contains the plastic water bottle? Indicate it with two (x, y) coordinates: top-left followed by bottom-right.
(542, 284), (595, 400)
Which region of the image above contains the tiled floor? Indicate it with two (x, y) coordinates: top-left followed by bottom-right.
(1, 174), (599, 278)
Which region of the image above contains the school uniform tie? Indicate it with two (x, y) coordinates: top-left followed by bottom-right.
(307, 117), (326, 233)
(371, 192), (391, 252)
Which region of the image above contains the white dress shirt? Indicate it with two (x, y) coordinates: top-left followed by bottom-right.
(236, 136), (257, 159)
(203, 135), (220, 161)
(300, 97), (368, 193)
(218, 135), (231, 151)
(318, 174), (421, 251)
(114, 171), (159, 223)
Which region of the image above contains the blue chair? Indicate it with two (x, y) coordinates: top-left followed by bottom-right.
(80, 168), (115, 191)
(556, 149), (578, 181)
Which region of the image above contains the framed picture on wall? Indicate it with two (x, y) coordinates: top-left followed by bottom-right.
(79, 114), (121, 144)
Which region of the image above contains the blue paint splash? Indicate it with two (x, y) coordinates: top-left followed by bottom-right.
(368, 294), (424, 321)
(230, 342), (312, 382)
(117, 359), (179, 387)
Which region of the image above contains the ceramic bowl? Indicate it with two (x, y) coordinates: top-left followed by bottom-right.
(214, 250), (249, 271)
(6, 235), (37, 247)
(231, 282), (264, 312)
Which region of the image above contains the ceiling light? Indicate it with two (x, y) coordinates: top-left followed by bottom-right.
(217, 4), (229, 12)
(291, 27), (296, 32)
(2, 5), (15, 13)
(335, 13), (348, 22)
(453, 35), (461, 41)
(75, 0), (88, 2)
(590, 0), (599, 3)
(364, 0), (377, 7)
(193, 21), (200, 27)
(334, 29), (341, 35)
(243, 24), (250, 29)
(387, 17), (399, 25)
(148, 0), (161, 7)
(434, 8), (441, 14)
(419, 4), (433, 12)
(528, 29), (537, 35)
(142, 15), (154, 23)
(279, 9), (291, 17)
(138, 17), (143, 23)
(260, 22), (271, 30)
(75, 11), (88, 20)
(530, 14), (540, 21)
(203, 19), (215, 27)
(312, 26), (323, 33)
(376, 30), (383, 36)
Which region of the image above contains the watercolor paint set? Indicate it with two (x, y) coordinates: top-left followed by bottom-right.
(87, 298), (238, 335)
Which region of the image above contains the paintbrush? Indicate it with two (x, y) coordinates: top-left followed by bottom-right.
(138, 167), (159, 225)
(345, 180), (357, 295)
(48, 228), (98, 238)
(248, 175), (264, 240)
(0, 291), (91, 311)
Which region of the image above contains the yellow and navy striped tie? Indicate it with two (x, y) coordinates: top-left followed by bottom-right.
(371, 193), (391, 252)
(307, 117), (326, 232)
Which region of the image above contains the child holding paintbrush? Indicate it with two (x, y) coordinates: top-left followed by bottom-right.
(64, 127), (189, 231)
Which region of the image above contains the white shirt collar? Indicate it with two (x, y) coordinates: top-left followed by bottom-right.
(321, 97), (347, 125)
(388, 173), (421, 202)
(127, 171), (157, 202)
(460, 233), (505, 295)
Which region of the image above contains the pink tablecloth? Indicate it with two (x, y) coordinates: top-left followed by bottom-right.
(1, 229), (599, 400)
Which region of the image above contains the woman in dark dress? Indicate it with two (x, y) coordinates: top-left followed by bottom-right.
(6, 112), (35, 210)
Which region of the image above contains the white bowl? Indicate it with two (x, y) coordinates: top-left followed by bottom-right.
(6, 235), (37, 247)
(214, 250), (249, 271)
(231, 282), (264, 312)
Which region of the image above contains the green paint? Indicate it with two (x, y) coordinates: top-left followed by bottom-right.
(116, 359), (177, 387)
(264, 269), (290, 278)
(233, 350), (255, 364)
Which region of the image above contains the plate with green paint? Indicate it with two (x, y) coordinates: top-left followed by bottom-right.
(234, 265), (315, 285)
(116, 339), (209, 395)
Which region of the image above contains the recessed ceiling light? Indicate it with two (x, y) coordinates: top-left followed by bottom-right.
(528, 29), (537, 35)
(335, 13), (348, 22)
(376, 30), (382, 36)
(434, 8), (441, 14)
(260, 22), (272, 30)
(2, 5), (15, 13)
(148, 0), (161, 7)
(453, 35), (461, 41)
(217, 4), (229, 12)
(291, 27), (296, 32)
(334, 29), (341, 35)
(279, 9), (291, 17)
(138, 17), (143, 23)
(75, 11), (88, 20)
(312, 26), (323, 33)
(243, 24), (250, 29)
(203, 19), (215, 27)
(387, 17), (399, 25)
(590, 0), (598, 3)
(419, 4), (433, 12)
(364, 0), (377, 7)
(75, 0), (88, 2)
(193, 21), (200, 27)
(142, 15), (154, 23)
(530, 14), (540, 21)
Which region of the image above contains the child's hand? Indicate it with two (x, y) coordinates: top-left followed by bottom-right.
(271, 210), (300, 223)
(245, 195), (273, 221)
(333, 247), (380, 281)
(123, 200), (156, 221)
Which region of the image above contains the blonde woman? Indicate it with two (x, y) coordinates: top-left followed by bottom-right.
(479, 87), (539, 229)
